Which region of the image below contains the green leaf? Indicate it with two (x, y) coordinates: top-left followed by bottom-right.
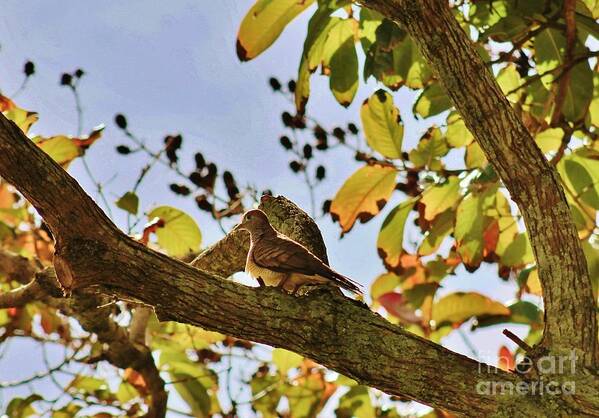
(68, 376), (111, 400)
(323, 19), (358, 107)
(589, 73), (599, 128)
(286, 375), (325, 418)
(360, 90), (404, 158)
(363, 19), (432, 90)
(237, 0), (315, 61)
(409, 127), (449, 170)
(370, 272), (401, 301)
(147, 206), (202, 256)
(418, 209), (454, 256)
(33, 136), (80, 166)
(6, 395), (43, 418)
(475, 300), (543, 328)
(485, 15), (528, 43)
(432, 292), (510, 326)
(358, 8), (382, 52)
(582, 241), (599, 298)
(330, 164), (397, 234)
(51, 403), (82, 418)
(160, 350), (217, 416)
(562, 61), (594, 122)
(446, 112), (473, 148)
(250, 374), (281, 418)
(535, 128), (563, 154)
(116, 382), (138, 404)
(272, 348), (303, 375)
(413, 83), (452, 118)
(295, 6), (347, 113)
(500, 232), (534, 267)
(420, 176), (461, 221)
(465, 141), (487, 169)
(335, 386), (374, 418)
(581, 0), (599, 19)
(534, 29), (594, 121)
(377, 199), (415, 270)
(496, 64), (522, 103)
(403, 282), (440, 309)
(454, 187), (496, 268)
(562, 152), (599, 210)
(116, 191), (139, 215)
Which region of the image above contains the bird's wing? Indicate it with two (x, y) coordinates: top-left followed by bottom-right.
(252, 235), (363, 294)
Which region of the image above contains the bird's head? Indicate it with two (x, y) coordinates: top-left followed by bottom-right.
(233, 209), (272, 236)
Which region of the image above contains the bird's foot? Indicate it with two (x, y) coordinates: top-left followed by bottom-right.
(256, 277), (266, 287)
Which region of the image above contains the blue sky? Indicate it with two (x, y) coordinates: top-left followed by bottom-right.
(0, 1), (532, 415)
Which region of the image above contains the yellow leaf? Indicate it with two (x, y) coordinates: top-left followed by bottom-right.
(147, 206), (202, 256)
(237, 0), (315, 61)
(432, 292), (510, 326)
(360, 90), (403, 158)
(377, 199), (415, 270)
(420, 176), (461, 221)
(330, 165), (397, 233)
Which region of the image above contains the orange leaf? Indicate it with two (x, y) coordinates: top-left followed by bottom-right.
(140, 218), (165, 245)
(124, 368), (147, 394)
(483, 220), (499, 256)
(0, 95), (15, 112)
(498, 345), (515, 371)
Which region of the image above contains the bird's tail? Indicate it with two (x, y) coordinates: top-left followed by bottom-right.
(329, 270), (363, 295)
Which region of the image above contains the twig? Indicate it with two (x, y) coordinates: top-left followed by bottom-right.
(502, 329), (532, 352)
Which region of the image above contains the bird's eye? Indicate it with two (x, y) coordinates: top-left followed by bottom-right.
(247, 215), (252, 220)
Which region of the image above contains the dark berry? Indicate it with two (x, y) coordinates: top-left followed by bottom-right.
(332, 127), (345, 141)
(281, 111), (293, 127)
(23, 61), (35, 76)
(114, 114), (127, 130)
(269, 77), (281, 91)
(313, 126), (327, 142)
(279, 136), (293, 150)
(116, 145), (131, 154)
(287, 79), (296, 93)
(303, 144), (313, 159)
(60, 73), (72, 86)
(194, 152), (206, 168)
(316, 165), (325, 180)
(322, 199), (332, 214)
(195, 195), (212, 212)
(347, 123), (358, 134)
(74, 68), (85, 78)
(289, 161), (302, 172)
(170, 184), (191, 196)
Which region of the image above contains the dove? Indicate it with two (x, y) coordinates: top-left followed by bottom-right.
(233, 209), (362, 295)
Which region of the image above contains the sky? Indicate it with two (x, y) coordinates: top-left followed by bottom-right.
(0, 1), (533, 416)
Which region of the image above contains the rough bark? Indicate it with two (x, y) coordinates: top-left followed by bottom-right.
(362, 0), (597, 367)
(0, 250), (167, 418)
(0, 0), (597, 415)
(0, 112), (565, 417)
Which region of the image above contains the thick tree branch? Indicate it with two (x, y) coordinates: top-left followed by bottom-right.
(0, 279), (44, 308)
(0, 114), (552, 417)
(0, 250), (167, 418)
(362, 0), (597, 367)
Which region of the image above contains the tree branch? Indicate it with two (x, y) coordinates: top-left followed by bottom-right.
(361, 0), (597, 368)
(0, 249), (167, 418)
(0, 113), (561, 417)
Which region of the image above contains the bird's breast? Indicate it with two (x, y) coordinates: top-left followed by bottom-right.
(246, 246), (285, 286)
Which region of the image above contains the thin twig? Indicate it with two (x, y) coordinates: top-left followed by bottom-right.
(502, 329), (532, 352)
